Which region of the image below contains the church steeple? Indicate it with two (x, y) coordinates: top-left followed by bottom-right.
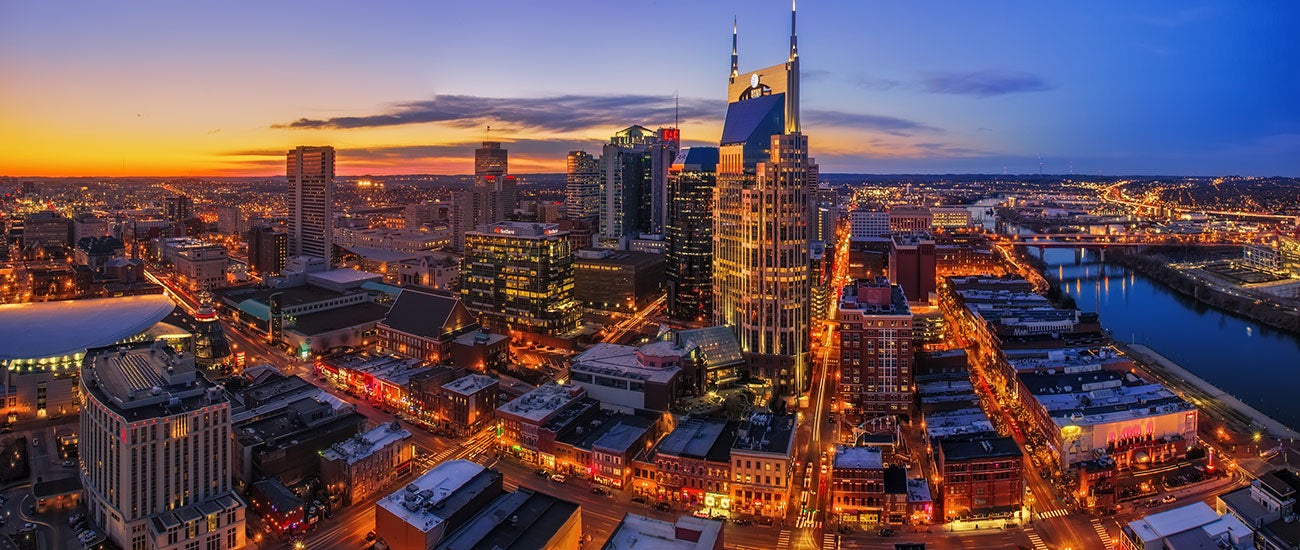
(730, 17), (739, 78)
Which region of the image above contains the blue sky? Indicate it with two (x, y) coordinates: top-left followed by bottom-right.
(2, 1), (1297, 176)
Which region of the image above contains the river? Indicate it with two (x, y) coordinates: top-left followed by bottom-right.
(1027, 247), (1300, 430)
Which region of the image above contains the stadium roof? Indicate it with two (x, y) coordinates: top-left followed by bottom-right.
(0, 294), (175, 360)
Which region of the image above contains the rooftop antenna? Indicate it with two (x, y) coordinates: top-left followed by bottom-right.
(674, 91), (679, 129)
(730, 16), (739, 78)
(485, 125), (491, 143)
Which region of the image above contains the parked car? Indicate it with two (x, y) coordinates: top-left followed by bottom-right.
(590, 487), (607, 496)
(632, 496), (648, 505)
(366, 531), (376, 541)
(711, 515), (727, 523)
(653, 502), (671, 512)
(534, 469), (550, 477)
(1162, 494), (1177, 504)
(878, 528), (895, 537)
(732, 518), (753, 527)
(550, 474), (566, 484)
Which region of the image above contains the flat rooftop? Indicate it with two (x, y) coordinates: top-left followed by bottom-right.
(571, 343), (681, 383)
(289, 302), (389, 336)
(602, 513), (723, 550)
(82, 341), (219, 420)
(834, 446), (883, 470)
(940, 437), (1022, 461)
(443, 374), (497, 396)
(434, 488), (579, 550)
(733, 413), (795, 457)
(497, 382), (586, 424)
(469, 221), (565, 238)
(656, 418), (733, 461)
(1019, 370), (1194, 427)
(377, 460), (498, 534)
(322, 421), (411, 465)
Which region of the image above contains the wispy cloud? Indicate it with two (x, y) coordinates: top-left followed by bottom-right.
(804, 110), (941, 136)
(273, 94), (722, 133)
(847, 73), (901, 91)
(1140, 5), (1215, 27)
(920, 69), (1053, 97)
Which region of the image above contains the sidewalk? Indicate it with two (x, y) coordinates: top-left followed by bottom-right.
(1124, 344), (1300, 439)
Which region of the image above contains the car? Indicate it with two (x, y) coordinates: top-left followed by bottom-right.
(550, 474), (566, 484)
(1162, 494), (1177, 504)
(24, 523), (35, 530)
(590, 487), (607, 496)
(632, 496), (648, 505)
(69, 514), (84, 527)
(0, 426), (10, 433)
(79, 532), (97, 544)
(711, 515), (727, 522)
(827, 414), (836, 424)
(63, 460), (75, 467)
(534, 469), (550, 477)
(653, 502), (671, 512)
(733, 518), (753, 526)
(366, 531), (376, 541)
(31, 436), (38, 447)
(878, 528), (895, 537)
(692, 510), (710, 519)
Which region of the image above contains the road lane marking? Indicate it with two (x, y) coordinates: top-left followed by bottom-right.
(1025, 528), (1049, 550)
(1091, 517), (1112, 547)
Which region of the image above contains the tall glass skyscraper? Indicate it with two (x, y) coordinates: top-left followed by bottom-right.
(565, 150), (601, 220)
(666, 146), (719, 323)
(287, 145), (335, 264)
(713, 6), (811, 397)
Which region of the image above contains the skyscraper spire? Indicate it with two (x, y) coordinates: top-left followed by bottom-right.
(730, 16), (739, 78)
(789, 0), (798, 60)
(786, 0), (800, 133)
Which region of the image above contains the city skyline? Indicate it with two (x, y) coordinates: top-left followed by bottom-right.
(3, 1), (1298, 177)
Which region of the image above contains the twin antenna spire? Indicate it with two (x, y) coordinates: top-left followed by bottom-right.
(730, 0), (799, 73)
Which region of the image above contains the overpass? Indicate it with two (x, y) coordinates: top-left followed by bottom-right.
(995, 234), (1247, 249)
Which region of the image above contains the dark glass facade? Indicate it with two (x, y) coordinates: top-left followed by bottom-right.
(666, 147), (719, 323)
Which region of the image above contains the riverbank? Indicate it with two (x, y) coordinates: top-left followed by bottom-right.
(1111, 249), (1300, 334)
(1117, 342), (1300, 439)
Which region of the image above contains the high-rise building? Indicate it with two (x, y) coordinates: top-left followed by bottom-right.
(836, 278), (914, 418)
(216, 205), (245, 235)
(889, 233), (936, 304)
(460, 221), (579, 338)
(287, 145), (336, 263)
(475, 141), (508, 178)
(600, 126), (654, 247)
(665, 146), (719, 323)
(713, 7), (811, 396)
(164, 195), (193, 223)
(453, 142), (518, 251)
(565, 150), (602, 221)
(814, 185), (838, 244)
(22, 211), (71, 248)
(80, 340), (247, 550)
(247, 226), (288, 276)
(850, 210), (889, 239)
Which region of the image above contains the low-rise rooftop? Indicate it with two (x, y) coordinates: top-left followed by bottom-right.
(834, 446), (883, 470)
(377, 460), (500, 534)
(602, 513), (723, 550)
(497, 382), (587, 424)
(322, 421), (411, 465)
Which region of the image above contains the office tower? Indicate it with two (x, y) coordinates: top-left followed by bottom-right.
(813, 185), (837, 244)
(216, 205), (245, 235)
(650, 128), (681, 235)
(850, 210), (889, 238)
(713, 6), (811, 396)
(22, 211), (71, 248)
(73, 213), (110, 244)
(599, 126), (654, 247)
(889, 233), (936, 304)
(888, 206), (932, 232)
(246, 225), (288, 276)
(665, 147), (719, 323)
(475, 141), (508, 178)
(460, 221), (579, 338)
(287, 145), (336, 263)
(836, 278), (914, 418)
(164, 195), (193, 222)
(565, 151), (601, 220)
(453, 142), (517, 251)
(80, 341), (247, 550)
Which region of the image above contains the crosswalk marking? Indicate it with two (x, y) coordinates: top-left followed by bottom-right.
(1037, 507), (1070, 519)
(1091, 518), (1112, 548)
(822, 533), (838, 550)
(776, 530), (791, 549)
(1025, 528), (1049, 550)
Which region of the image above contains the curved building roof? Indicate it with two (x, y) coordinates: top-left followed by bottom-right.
(0, 294), (176, 360)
